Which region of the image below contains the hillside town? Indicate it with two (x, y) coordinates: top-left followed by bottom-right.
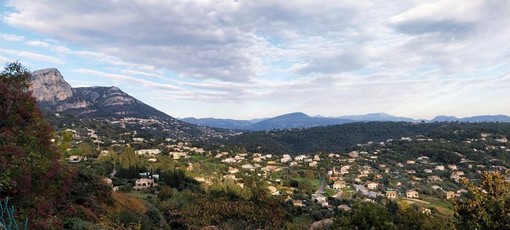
(61, 122), (510, 216)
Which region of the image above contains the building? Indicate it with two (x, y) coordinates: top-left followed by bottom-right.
(386, 191), (397, 199)
(367, 182), (379, 190)
(267, 186), (279, 196)
(133, 178), (155, 190)
(406, 190), (419, 199)
(446, 191), (456, 200)
(333, 181), (346, 190)
(427, 175), (443, 182)
(136, 149), (160, 156)
(68, 155), (82, 163)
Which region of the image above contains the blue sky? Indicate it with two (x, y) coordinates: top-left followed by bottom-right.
(1, 0), (509, 119)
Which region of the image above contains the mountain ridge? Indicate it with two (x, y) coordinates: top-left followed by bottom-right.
(29, 68), (224, 140)
(183, 113), (510, 131)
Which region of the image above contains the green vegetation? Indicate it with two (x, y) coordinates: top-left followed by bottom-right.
(454, 171), (510, 229)
(218, 122), (510, 154)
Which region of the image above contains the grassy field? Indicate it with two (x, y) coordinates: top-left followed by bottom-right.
(400, 196), (454, 215)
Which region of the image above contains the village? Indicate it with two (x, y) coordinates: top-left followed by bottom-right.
(60, 120), (510, 216)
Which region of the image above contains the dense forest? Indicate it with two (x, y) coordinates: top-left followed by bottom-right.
(214, 122), (510, 154)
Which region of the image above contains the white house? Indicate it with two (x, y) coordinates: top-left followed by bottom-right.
(136, 149), (161, 156)
(133, 178), (155, 190)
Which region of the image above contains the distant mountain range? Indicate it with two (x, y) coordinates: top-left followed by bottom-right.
(28, 68), (510, 135)
(29, 68), (223, 140)
(182, 112), (510, 131)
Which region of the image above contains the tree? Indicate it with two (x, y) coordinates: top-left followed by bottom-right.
(0, 62), (69, 200)
(454, 171), (510, 229)
(335, 201), (396, 230)
(0, 62), (78, 228)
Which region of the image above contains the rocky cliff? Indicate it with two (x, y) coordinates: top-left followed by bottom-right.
(29, 68), (73, 102)
(28, 68), (226, 140)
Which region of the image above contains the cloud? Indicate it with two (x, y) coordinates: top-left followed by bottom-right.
(72, 68), (182, 91)
(0, 33), (25, 42)
(0, 48), (64, 64)
(2, 0), (510, 118)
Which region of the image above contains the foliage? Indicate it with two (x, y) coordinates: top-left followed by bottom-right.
(334, 200), (453, 229)
(157, 176), (288, 229)
(0, 62), (119, 229)
(0, 62), (76, 228)
(454, 171), (510, 230)
(217, 122), (510, 154)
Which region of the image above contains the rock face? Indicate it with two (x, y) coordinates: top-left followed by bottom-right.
(28, 69), (166, 119)
(29, 68), (73, 102)
(28, 67), (225, 140)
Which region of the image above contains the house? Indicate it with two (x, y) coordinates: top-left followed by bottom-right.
(348, 151), (359, 158)
(228, 167), (239, 174)
(170, 152), (188, 160)
(311, 179), (328, 205)
(406, 190), (419, 199)
(386, 191), (397, 199)
(68, 155), (82, 163)
(133, 178), (155, 190)
(333, 181), (346, 190)
(435, 165), (445, 171)
(424, 169), (433, 173)
(367, 182), (379, 190)
(427, 175), (443, 182)
(294, 155), (306, 161)
(102, 177), (113, 186)
(308, 161), (318, 167)
(241, 164), (256, 170)
(136, 149), (160, 156)
(448, 164), (458, 170)
(222, 158), (237, 163)
(450, 171), (465, 183)
(446, 191), (456, 200)
(281, 155), (292, 163)
(267, 186), (279, 196)
(311, 193), (327, 204)
(148, 158), (157, 162)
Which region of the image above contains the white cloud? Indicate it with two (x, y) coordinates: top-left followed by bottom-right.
(0, 33), (25, 42)
(2, 0), (510, 118)
(0, 48), (64, 64)
(72, 68), (182, 91)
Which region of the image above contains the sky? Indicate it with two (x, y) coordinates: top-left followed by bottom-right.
(1, 0), (509, 120)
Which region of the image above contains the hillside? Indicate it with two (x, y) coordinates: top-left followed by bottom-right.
(217, 122), (510, 154)
(29, 68), (225, 140)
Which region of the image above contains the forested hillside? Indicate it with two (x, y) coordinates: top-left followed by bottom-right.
(218, 122), (510, 154)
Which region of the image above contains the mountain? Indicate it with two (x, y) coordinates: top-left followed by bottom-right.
(432, 115), (510, 123)
(250, 112), (352, 131)
(338, 113), (417, 122)
(183, 112), (353, 131)
(181, 117), (253, 130)
(431, 115), (459, 122)
(29, 68), (224, 140)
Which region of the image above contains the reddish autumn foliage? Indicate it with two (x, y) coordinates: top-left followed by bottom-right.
(0, 62), (76, 227)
